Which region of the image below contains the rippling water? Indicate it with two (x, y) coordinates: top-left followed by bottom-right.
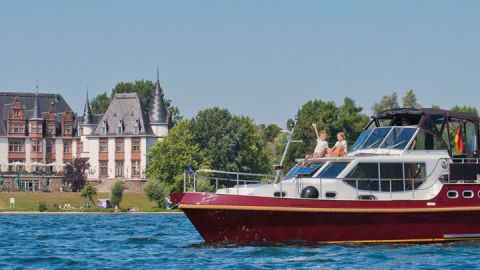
(0, 214), (479, 269)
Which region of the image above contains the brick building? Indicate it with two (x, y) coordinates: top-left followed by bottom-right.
(0, 75), (170, 192)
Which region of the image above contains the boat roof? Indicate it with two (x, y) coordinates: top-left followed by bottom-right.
(375, 108), (478, 125)
(373, 108), (479, 157)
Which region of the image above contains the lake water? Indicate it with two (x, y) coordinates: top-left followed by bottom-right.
(0, 214), (478, 269)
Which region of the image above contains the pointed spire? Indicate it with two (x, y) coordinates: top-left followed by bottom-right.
(82, 89), (92, 125)
(32, 81), (41, 119)
(150, 67), (168, 123)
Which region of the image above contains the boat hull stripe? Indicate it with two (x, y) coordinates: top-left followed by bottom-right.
(179, 204), (480, 213)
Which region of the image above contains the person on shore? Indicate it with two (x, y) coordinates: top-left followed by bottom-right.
(327, 132), (347, 157)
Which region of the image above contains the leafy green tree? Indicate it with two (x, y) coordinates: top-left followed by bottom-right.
(110, 181), (126, 210)
(402, 89), (422, 108)
(144, 180), (171, 208)
(258, 124), (282, 145)
(191, 108), (270, 173)
(146, 120), (208, 195)
(112, 80), (156, 109)
(90, 92), (111, 115)
(81, 185), (98, 207)
(266, 131), (289, 167)
(372, 92), (399, 114)
(284, 98), (369, 170)
(89, 80), (182, 124)
(451, 105), (478, 115)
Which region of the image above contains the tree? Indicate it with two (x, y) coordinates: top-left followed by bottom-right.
(258, 124), (282, 145)
(81, 184), (97, 207)
(89, 80), (182, 124)
(191, 108), (270, 173)
(451, 105), (478, 115)
(64, 159), (90, 192)
(146, 120), (208, 200)
(90, 92), (111, 115)
(402, 89), (422, 108)
(284, 98), (369, 170)
(110, 181), (126, 211)
(372, 92), (399, 114)
(111, 80), (156, 109)
(144, 180), (171, 208)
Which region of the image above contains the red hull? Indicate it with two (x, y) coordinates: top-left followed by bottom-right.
(171, 184), (480, 243)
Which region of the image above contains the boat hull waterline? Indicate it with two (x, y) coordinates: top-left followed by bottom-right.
(171, 186), (480, 244)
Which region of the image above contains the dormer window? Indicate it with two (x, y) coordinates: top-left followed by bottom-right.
(48, 123), (56, 136)
(133, 120), (140, 135)
(117, 120), (124, 135)
(31, 123), (42, 134)
(64, 124), (72, 135)
(101, 120), (108, 135)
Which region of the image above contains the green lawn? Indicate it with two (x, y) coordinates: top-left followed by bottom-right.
(0, 192), (176, 212)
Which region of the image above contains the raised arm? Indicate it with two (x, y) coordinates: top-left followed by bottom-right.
(312, 123), (320, 139)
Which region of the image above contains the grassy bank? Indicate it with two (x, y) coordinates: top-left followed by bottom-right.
(0, 192), (176, 213)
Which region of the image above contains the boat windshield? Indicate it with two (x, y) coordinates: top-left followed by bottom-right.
(351, 129), (373, 152)
(285, 163), (322, 180)
(317, 162), (350, 178)
(352, 127), (418, 151)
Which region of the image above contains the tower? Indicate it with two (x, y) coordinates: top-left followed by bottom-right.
(80, 91), (95, 136)
(149, 69), (169, 138)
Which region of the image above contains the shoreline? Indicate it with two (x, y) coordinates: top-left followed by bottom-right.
(0, 211), (184, 215)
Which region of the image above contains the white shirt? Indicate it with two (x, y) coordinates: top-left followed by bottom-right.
(314, 139), (328, 154)
(334, 140), (348, 153)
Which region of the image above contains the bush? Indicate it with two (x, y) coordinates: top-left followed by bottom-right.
(144, 180), (171, 208)
(110, 181), (126, 210)
(38, 201), (48, 212)
(195, 178), (215, 193)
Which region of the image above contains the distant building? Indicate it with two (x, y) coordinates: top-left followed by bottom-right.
(0, 75), (171, 192)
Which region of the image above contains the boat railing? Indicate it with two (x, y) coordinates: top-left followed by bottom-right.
(185, 169), (275, 194)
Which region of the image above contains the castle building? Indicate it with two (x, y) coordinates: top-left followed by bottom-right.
(0, 75), (170, 192)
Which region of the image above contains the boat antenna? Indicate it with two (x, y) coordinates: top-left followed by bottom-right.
(275, 115), (301, 183)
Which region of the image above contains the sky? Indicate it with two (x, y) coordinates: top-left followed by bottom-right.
(1, 1), (480, 127)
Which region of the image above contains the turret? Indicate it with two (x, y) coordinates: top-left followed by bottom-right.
(149, 69), (169, 138)
(80, 91), (95, 136)
(32, 85), (42, 120)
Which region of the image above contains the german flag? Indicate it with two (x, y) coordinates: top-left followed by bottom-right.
(454, 127), (464, 154)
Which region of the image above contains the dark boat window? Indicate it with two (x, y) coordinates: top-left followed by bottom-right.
(463, 190), (474, 199)
(447, 190), (458, 199)
(347, 163), (379, 179)
(380, 163), (403, 192)
(344, 163), (379, 191)
(325, 192), (337, 199)
(404, 163), (426, 190)
(466, 121), (477, 157)
(344, 162), (426, 192)
(317, 162), (350, 178)
(285, 164), (322, 180)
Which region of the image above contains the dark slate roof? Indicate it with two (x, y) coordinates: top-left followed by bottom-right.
(82, 92), (93, 125)
(93, 93), (153, 136)
(0, 92), (74, 136)
(149, 77), (168, 124)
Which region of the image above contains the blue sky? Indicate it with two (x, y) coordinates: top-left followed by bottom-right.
(1, 1), (479, 127)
